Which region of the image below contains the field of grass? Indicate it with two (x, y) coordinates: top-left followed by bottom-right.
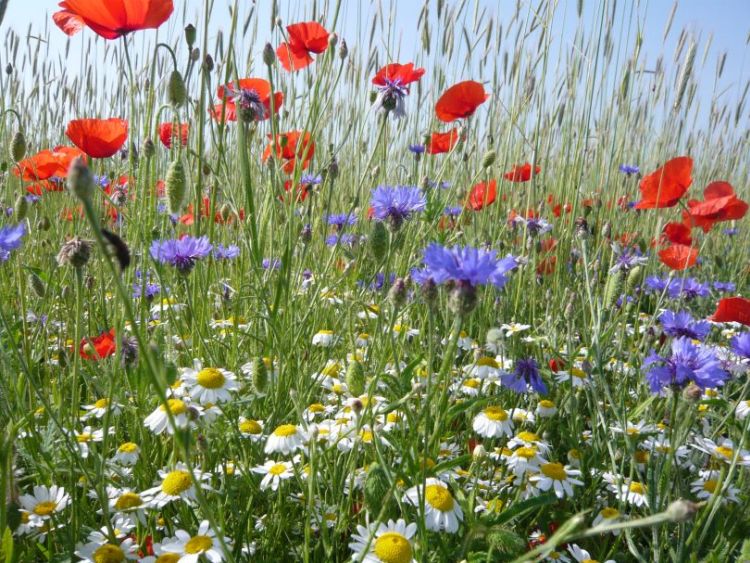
(0, 0), (749, 561)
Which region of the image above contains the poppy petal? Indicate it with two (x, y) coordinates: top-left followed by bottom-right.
(709, 297), (750, 326)
(435, 80), (489, 122)
(635, 156), (692, 209)
(276, 42), (314, 72)
(53, 9), (86, 35)
(658, 244), (698, 270)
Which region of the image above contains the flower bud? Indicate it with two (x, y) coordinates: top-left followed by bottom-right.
(202, 54), (214, 73)
(262, 42), (276, 66)
(184, 24), (197, 47)
(14, 194), (28, 221)
(29, 272), (46, 297)
(327, 32), (338, 50)
(190, 47), (200, 62)
(251, 357), (268, 394)
(338, 39), (348, 60)
(364, 463), (392, 515)
(10, 130), (26, 162)
(603, 270), (624, 310)
(165, 158), (187, 215)
(388, 277), (408, 308)
(666, 499), (699, 522)
(143, 138), (156, 158)
(37, 216), (51, 231)
(345, 361), (366, 396)
(369, 221), (388, 261)
(57, 237), (92, 269)
(167, 70), (187, 107)
(67, 156), (95, 203)
(481, 149), (496, 169)
(449, 281), (477, 316)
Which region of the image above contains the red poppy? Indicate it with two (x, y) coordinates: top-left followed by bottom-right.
(709, 297), (750, 326)
(426, 128), (461, 155)
(372, 63), (425, 87)
(548, 358), (565, 372)
(537, 255), (557, 275)
(661, 222), (692, 246)
(262, 131), (315, 174)
(158, 122), (189, 149)
(60, 206), (84, 221)
(684, 181), (748, 232)
(435, 80), (489, 122)
(276, 21), (330, 72)
(54, 0), (174, 39)
(658, 244), (698, 270)
(466, 179), (497, 211)
(504, 163), (540, 182)
(211, 78), (284, 122)
(634, 156), (692, 209)
(14, 146), (86, 181)
(26, 180), (66, 196)
(66, 118), (128, 158)
(79, 328), (116, 360)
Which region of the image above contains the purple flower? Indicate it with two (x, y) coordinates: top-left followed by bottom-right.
(643, 337), (729, 393)
(659, 310), (711, 341)
(0, 223), (25, 262)
(444, 206), (462, 217)
(731, 332), (750, 359)
(213, 244), (240, 260)
(713, 281), (736, 293)
(262, 258), (281, 270)
(619, 164), (640, 175)
(668, 278), (710, 301)
(644, 275), (672, 294)
(325, 233), (358, 247)
(409, 144), (426, 155)
(502, 358), (547, 394)
(610, 246), (647, 273)
(374, 79), (409, 118)
(722, 227), (739, 236)
(513, 216), (552, 237)
(370, 185), (426, 229)
(300, 174), (322, 186)
(150, 236), (212, 273)
(419, 243), (517, 289)
(327, 213), (357, 229)
(234, 88), (265, 121)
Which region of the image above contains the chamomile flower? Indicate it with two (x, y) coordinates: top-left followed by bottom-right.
(591, 506), (624, 534)
(536, 399), (557, 417)
(312, 329), (339, 347)
(349, 518), (417, 563)
(501, 322), (531, 337)
(568, 544), (615, 563)
(107, 487), (150, 525)
(609, 477), (649, 507)
(507, 431), (551, 455)
(692, 437), (750, 466)
(265, 423), (307, 455)
(70, 426), (105, 459)
(505, 446), (545, 478)
(19, 485), (70, 521)
(80, 397), (123, 420)
(252, 459), (294, 491)
(160, 520), (232, 562)
(112, 442), (140, 465)
(75, 536), (138, 563)
(554, 366), (590, 387)
(403, 478), (463, 533)
(610, 420), (656, 438)
(529, 462), (583, 498)
(464, 356), (503, 380)
(144, 463), (211, 507)
(238, 417), (265, 440)
(690, 470), (740, 504)
(180, 361), (239, 404)
(736, 400), (750, 420)
(143, 398), (199, 435)
(472, 406), (514, 438)
(382, 411), (405, 432)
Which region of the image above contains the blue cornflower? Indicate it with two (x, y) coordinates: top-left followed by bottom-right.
(25, 195), (40, 204)
(150, 236), (212, 273)
(0, 223), (25, 262)
(132, 280), (162, 300)
(713, 281), (736, 293)
(325, 233), (358, 247)
(444, 206), (463, 217)
(643, 337), (729, 393)
(213, 244), (240, 260)
(418, 243), (518, 289)
(619, 164), (640, 175)
(262, 258), (281, 270)
(513, 216), (552, 237)
(730, 332), (750, 359)
(427, 179), (451, 190)
(722, 227), (739, 236)
(658, 310), (711, 341)
(502, 358), (548, 394)
(93, 174), (109, 188)
(644, 275), (672, 294)
(300, 174), (322, 186)
(668, 277), (710, 300)
(374, 78), (409, 118)
(610, 245), (648, 273)
(326, 213), (357, 229)
(409, 144), (426, 155)
(370, 185), (426, 230)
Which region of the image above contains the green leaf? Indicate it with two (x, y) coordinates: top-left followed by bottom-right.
(482, 493), (558, 526)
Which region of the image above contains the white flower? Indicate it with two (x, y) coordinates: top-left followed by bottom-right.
(265, 424), (307, 455)
(75, 537), (138, 563)
(528, 462), (583, 499)
(69, 426), (105, 459)
(536, 400), (557, 418)
(591, 506), (624, 535)
(312, 329), (339, 347)
(180, 360), (239, 404)
(736, 399), (750, 420)
(112, 442), (140, 465)
(143, 463), (211, 508)
(690, 470), (740, 504)
(692, 437), (750, 466)
(403, 478), (463, 533)
(19, 485), (70, 521)
(349, 518), (417, 563)
(107, 487), (150, 525)
(252, 460), (294, 491)
(568, 543), (615, 563)
(472, 406), (514, 438)
(144, 398), (200, 435)
(160, 520), (232, 562)
(80, 397), (122, 420)
(501, 322), (531, 337)
(238, 417), (265, 440)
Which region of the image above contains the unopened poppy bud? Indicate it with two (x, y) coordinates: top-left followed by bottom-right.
(626, 266), (642, 291)
(262, 42), (276, 66)
(346, 361), (366, 396)
(5, 63), (12, 74)
(14, 194), (28, 221)
(190, 47), (200, 62)
(167, 70), (187, 107)
(165, 158), (187, 215)
(601, 221), (612, 239)
(10, 130), (26, 162)
(327, 156), (339, 180)
(29, 272), (46, 298)
(37, 216), (51, 231)
(67, 156), (95, 203)
(369, 221), (388, 261)
(184, 24), (196, 47)
(143, 138), (155, 158)
(219, 203), (232, 221)
(202, 54), (214, 73)
(328, 32), (338, 50)
(251, 357), (268, 394)
(369, 90), (378, 104)
(420, 175), (430, 191)
(603, 270), (623, 310)
(481, 149), (496, 169)
(338, 39), (348, 60)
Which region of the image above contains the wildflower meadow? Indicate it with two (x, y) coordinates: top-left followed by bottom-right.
(1, 0), (750, 561)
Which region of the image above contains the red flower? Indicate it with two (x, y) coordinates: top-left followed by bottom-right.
(66, 118), (128, 158)
(504, 163), (540, 182)
(435, 80), (489, 122)
(211, 78), (283, 122)
(54, 0), (174, 39)
(372, 63), (425, 87)
(467, 179), (497, 211)
(262, 131), (315, 174)
(14, 146), (86, 181)
(634, 156), (692, 209)
(684, 181), (748, 232)
(537, 255), (557, 275)
(80, 328), (116, 360)
(276, 22), (330, 72)
(709, 297), (750, 326)
(158, 122), (189, 149)
(661, 222), (692, 246)
(426, 128), (461, 155)
(658, 244), (698, 270)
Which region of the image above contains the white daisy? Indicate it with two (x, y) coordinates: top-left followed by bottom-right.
(472, 406), (514, 438)
(238, 417), (265, 440)
(180, 360), (239, 404)
(528, 462), (583, 499)
(264, 423), (307, 455)
(312, 329), (339, 347)
(112, 442), (140, 465)
(349, 518), (417, 563)
(80, 397), (123, 420)
(403, 478), (463, 533)
(144, 398), (200, 435)
(144, 463), (211, 508)
(568, 543), (615, 562)
(160, 520), (232, 563)
(251, 459), (294, 491)
(19, 485), (70, 521)
(75, 536), (138, 563)
(690, 470), (740, 504)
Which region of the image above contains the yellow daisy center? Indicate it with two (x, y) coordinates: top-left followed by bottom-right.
(629, 482), (646, 494)
(322, 363), (341, 376)
(373, 531), (412, 563)
(464, 378), (481, 389)
(196, 368), (226, 389)
(118, 442), (138, 453)
(516, 431), (539, 443)
(155, 555), (181, 563)
(93, 544), (125, 563)
(332, 383), (345, 394)
(538, 400), (555, 409)
(94, 398), (110, 409)
(425, 484), (454, 512)
(161, 470), (192, 495)
(160, 399), (187, 415)
(76, 433), (92, 443)
(703, 479), (718, 493)
(715, 446), (733, 458)
(239, 420), (262, 434)
(484, 406), (508, 421)
(318, 329), (334, 335)
(540, 462), (567, 481)
(115, 492), (142, 510)
(273, 424), (298, 437)
(601, 507), (619, 518)
(477, 357), (499, 368)
(184, 535), (213, 554)
(634, 450), (649, 463)
(515, 446), (538, 459)
(386, 412), (401, 423)
(308, 403), (325, 413)
(33, 500), (57, 516)
(269, 463), (288, 476)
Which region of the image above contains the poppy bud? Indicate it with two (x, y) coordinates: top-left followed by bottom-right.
(601, 221), (611, 240)
(143, 138), (155, 158)
(37, 216), (51, 231)
(368, 90), (378, 104)
(190, 47), (200, 62)
(67, 156), (95, 203)
(29, 272), (46, 298)
(625, 266), (642, 291)
(369, 221), (388, 261)
(10, 130), (26, 162)
(262, 42), (276, 66)
(184, 24), (196, 47)
(339, 39), (348, 60)
(167, 70), (187, 107)
(327, 156), (339, 181)
(481, 149), (496, 169)
(345, 361), (366, 396)
(165, 158), (187, 215)
(219, 203), (232, 221)
(14, 194), (28, 221)
(328, 32), (338, 50)
(5, 63), (11, 74)
(251, 357), (268, 394)
(202, 54), (214, 73)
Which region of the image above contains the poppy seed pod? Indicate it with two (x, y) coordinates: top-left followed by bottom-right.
(5, 63), (12, 74)
(10, 130), (26, 162)
(184, 24), (196, 47)
(14, 195), (28, 221)
(67, 156), (95, 203)
(165, 158), (187, 215)
(167, 70), (187, 107)
(345, 361), (366, 396)
(143, 138), (155, 158)
(202, 54), (214, 73)
(339, 39), (348, 60)
(190, 47), (200, 62)
(262, 42), (276, 66)
(369, 221), (388, 261)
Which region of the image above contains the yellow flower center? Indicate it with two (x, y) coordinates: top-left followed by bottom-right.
(114, 492), (142, 510)
(93, 544), (125, 563)
(703, 479), (718, 493)
(360, 430), (374, 443)
(516, 431), (539, 443)
(269, 463), (288, 476)
(239, 420), (262, 434)
(76, 433), (92, 443)
(273, 424), (298, 437)
(581, 559), (599, 563)
(161, 470), (192, 495)
(155, 555), (181, 563)
(94, 398), (110, 409)
(634, 450), (649, 463)
(373, 531), (413, 563)
(425, 484), (454, 512)
(477, 357), (499, 368)
(20, 512), (30, 524)
(568, 448), (581, 460)
(538, 400), (555, 409)
(486, 498), (504, 513)
(386, 412), (401, 423)
(601, 507), (619, 519)
(540, 462), (567, 481)
(318, 329), (334, 335)
(629, 482), (646, 495)
(308, 403), (325, 413)
(715, 446), (733, 458)
(322, 363), (341, 376)
(464, 378), (481, 389)
(626, 427), (641, 436)
(160, 399), (187, 415)
(515, 446), (538, 459)
(118, 442), (138, 453)
(332, 384), (344, 394)
(484, 406), (508, 421)
(196, 368), (226, 389)
(33, 501), (57, 516)
(184, 535), (213, 554)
